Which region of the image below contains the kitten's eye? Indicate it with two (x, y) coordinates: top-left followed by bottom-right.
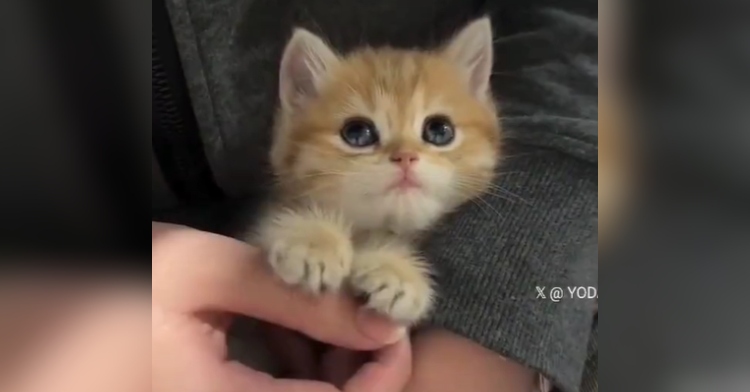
(340, 118), (379, 148)
(422, 115), (455, 146)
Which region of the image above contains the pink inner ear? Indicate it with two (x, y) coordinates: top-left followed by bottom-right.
(287, 53), (316, 98)
(444, 18), (494, 97)
(467, 51), (492, 95)
(280, 45), (317, 107)
(279, 30), (340, 109)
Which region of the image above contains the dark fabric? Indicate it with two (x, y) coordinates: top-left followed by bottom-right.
(161, 0), (598, 391)
(581, 315), (598, 392)
(153, 0), (224, 203)
(425, 144), (597, 392)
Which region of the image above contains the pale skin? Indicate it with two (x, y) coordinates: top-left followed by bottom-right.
(1, 223), (411, 392)
(169, 225), (541, 392)
(407, 331), (540, 392)
(0, 224), (538, 391)
(195, 223), (541, 392)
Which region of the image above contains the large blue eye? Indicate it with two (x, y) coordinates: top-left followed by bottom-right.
(340, 118), (379, 147)
(422, 115), (455, 146)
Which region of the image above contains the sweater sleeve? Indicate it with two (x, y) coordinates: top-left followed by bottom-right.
(424, 2), (598, 392)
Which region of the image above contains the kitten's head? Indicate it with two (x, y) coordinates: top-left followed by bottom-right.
(271, 17), (501, 233)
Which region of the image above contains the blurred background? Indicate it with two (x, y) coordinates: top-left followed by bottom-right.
(0, 0), (146, 254)
(0, 0), (748, 390)
(602, 1), (750, 391)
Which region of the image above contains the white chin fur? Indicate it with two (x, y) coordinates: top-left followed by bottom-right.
(351, 170), (451, 233)
(340, 189), (446, 234)
(307, 161), (456, 234)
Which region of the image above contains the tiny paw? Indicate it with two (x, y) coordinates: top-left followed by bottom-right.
(264, 221), (354, 294)
(350, 251), (434, 324)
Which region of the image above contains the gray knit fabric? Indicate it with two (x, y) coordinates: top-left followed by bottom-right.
(423, 145), (597, 392)
(160, 0), (598, 391)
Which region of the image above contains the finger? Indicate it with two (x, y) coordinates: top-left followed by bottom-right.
(152, 223), (403, 350)
(221, 361), (338, 392)
(264, 325), (318, 379)
(320, 348), (369, 389)
(343, 338), (412, 392)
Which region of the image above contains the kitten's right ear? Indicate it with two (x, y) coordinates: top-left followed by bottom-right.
(279, 28), (340, 110)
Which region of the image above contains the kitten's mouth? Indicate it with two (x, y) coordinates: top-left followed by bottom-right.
(387, 175), (422, 193)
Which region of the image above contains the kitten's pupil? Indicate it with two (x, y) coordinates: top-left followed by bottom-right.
(422, 115), (455, 146)
(341, 118), (379, 147)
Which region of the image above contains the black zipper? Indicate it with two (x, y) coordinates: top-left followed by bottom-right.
(152, 0), (223, 203)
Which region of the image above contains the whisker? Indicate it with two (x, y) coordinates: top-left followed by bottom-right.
(455, 176), (531, 206)
(466, 198), (492, 217)
(483, 185), (531, 205)
(494, 171), (523, 176)
(284, 142), (379, 171)
(287, 181), (339, 201)
(498, 153), (535, 161)
(454, 184), (516, 205)
(473, 195), (505, 220)
(479, 189), (523, 203)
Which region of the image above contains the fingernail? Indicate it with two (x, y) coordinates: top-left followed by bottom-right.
(356, 309), (406, 344)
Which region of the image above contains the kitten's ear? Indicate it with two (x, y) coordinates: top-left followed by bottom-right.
(279, 28), (340, 109)
(442, 17), (494, 98)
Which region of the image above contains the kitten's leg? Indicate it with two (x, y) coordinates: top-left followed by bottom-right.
(350, 239), (434, 324)
(254, 206), (353, 293)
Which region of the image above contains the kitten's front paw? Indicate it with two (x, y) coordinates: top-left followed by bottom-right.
(350, 249), (434, 324)
(266, 225), (354, 294)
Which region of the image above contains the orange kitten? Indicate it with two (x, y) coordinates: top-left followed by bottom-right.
(251, 17), (501, 324)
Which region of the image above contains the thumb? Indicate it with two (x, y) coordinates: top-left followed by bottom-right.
(152, 223), (404, 350)
(343, 338), (412, 392)
(216, 362), (338, 392)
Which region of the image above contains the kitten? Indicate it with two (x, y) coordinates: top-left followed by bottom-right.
(251, 17), (501, 324)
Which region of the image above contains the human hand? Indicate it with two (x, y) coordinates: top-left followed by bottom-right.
(151, 222), (412, 392)
(314, 329), (547, 392)
(2, 223), (412, 392)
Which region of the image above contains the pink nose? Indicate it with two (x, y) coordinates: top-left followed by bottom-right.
(390, 151), (419, 169)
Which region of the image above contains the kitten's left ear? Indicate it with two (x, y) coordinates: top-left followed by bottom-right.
(442, 17), (494, 98)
